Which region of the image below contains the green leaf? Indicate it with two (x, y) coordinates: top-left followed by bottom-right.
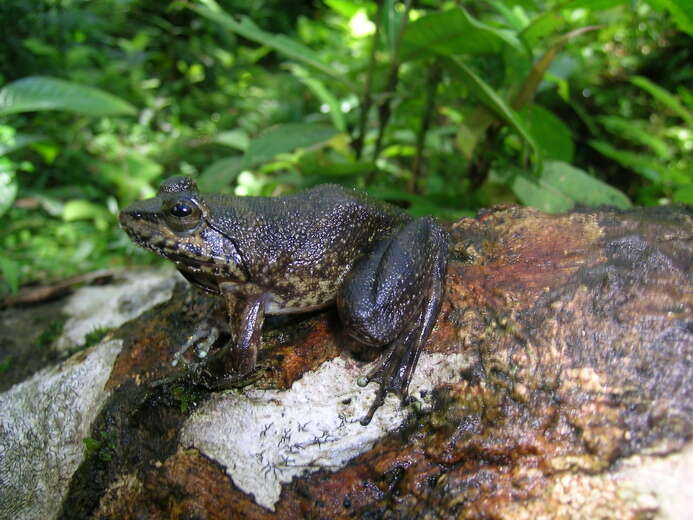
(298, 150), (376, 178)
(0, 132), (46, 156)
(0, 76), (136, 117)
(567, 0), (628, 9)
(214, 130), (250, 151)
(324, 0), (361, 18)
(596, 116), (673, 160)
(402, 8), (522, 61)
(645, 0), (693, 36)
(521, 12), (564, 46)
(380, 0), (403, 54)
(511, 161), (631, 212)
(290, 65), (347, 132)
(521, 1), (626, 45)
(198, 156), (244, 192)
(100, 152), (162, 200)
(487, 0), (529, 31)
(243, 123), (339, 167)
(456, 123), (483, 160)
(589, 140), (663, 182)
(0, 255), (20, 293)
(192, 0), (357, 91)
(519, 104), (574, 162)
(630, 76), (693, 127)
(63, 200), (111, 230)
(672, 184), (693, 204)
(441, 57), (540, 161)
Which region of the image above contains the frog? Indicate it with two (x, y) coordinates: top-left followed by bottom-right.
(119, 176), (449, 424)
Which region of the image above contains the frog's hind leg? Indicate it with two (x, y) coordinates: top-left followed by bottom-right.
(337, 217), (448, 425)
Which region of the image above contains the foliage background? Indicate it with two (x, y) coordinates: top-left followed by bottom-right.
(0, 0), (691, 293)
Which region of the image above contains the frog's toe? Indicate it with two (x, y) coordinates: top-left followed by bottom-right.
(171, 325), (220, 367)
(359, 325), (421, 425)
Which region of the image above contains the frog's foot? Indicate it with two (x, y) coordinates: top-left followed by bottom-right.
(171, 324), (220, 367)
(357, 325), (421, 425)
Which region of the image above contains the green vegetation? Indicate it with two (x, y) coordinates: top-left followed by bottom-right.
(0, 355), (13, 375)
(34, 317), (67, 349)
(1, 0), (691, 294)
(82, 326), (112, 349)
(83, 429), (116, 462)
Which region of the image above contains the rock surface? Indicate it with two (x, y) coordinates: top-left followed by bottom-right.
(0, 270), (175, 519)
(1, 205), (691, 519)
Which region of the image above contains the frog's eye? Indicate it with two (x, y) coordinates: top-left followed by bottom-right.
(163, 197), (203, 234)
(170, 201), (194, 218)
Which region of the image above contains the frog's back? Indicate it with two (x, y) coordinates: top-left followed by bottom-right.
(205, 184), (410, 272)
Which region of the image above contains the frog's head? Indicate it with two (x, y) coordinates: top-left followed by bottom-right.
(119, 176), (248, 283)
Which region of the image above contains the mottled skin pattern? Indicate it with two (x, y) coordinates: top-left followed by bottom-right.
(119, 176), (448, 423)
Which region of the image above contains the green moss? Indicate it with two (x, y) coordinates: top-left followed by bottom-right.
(35, 318), (67, 349)
(83, 430), (116, 462)
(82, 326), (111, 349)
(0, 355), (14, 375)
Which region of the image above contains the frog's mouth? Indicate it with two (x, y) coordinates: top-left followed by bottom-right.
(123, 224), (217, 266)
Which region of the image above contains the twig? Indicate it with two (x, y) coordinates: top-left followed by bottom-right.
(0, 269), (119, 308)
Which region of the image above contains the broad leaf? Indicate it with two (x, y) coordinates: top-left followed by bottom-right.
(511, 161), (631, 212)
(520, 104), (574, 162)
(487, 0), (529, 31)
(214, 130), (250, 151)
(198, 157), (244, 192)
(193, 0), (357, 91)
(402, 8), (522, 61)
(521, 12), (564, 46)
(0, 76), (136, 117)
(244, 123), (339, 167)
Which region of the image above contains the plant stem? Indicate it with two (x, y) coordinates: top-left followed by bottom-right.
(353, 1), (384, 160)
(366, 0), (413, 184)
(410, 61), (442, 194)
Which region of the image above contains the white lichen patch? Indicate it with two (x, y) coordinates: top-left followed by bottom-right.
(56, 269), (177, 351)
(613, 444), (693, 519)
(180, 351), (469, 510)
(0, 339), (123, 520)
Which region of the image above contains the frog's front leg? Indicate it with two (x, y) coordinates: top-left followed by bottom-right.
(219, 282), (266, 376)
(337, 217), (448, 425)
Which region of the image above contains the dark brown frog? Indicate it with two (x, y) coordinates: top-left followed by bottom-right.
(119, 176), (448, 424)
